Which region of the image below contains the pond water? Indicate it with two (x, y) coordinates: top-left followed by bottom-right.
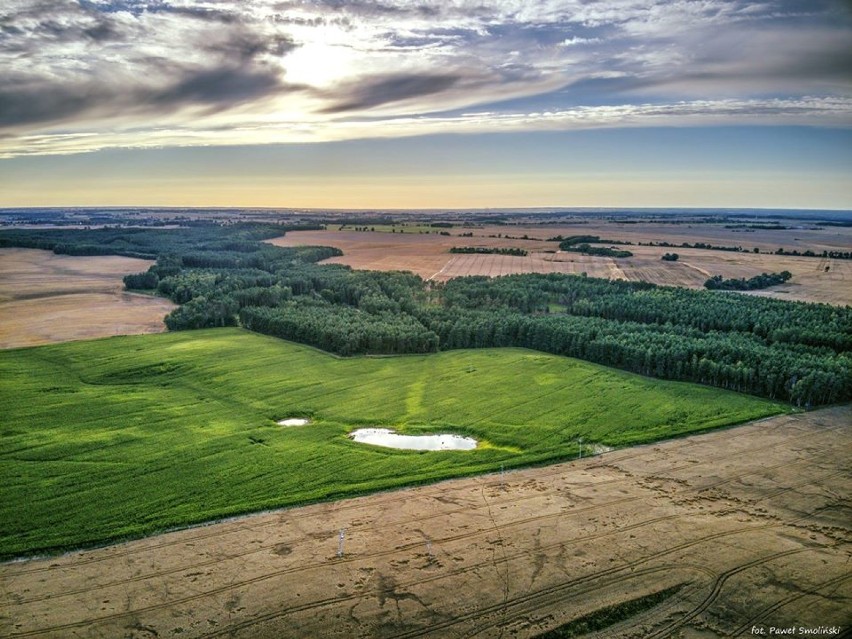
(349, 428), (477, 451)
(278, 418), (309, 426)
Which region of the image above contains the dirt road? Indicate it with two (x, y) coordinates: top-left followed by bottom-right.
(1, 406), (849, 638)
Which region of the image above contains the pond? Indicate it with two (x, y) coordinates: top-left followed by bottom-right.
(349, 428), (477, 451)
(278, 418), (309, 426)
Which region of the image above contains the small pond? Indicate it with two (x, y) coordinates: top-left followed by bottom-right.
(278, 418), (309, 426)
(349, 428), (477, 451)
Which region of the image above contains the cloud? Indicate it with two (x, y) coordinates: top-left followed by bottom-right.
(319, 73), (462, 113)
(0, 0), (850, 157)
(3, 96), (849, 159)
(559, 36), (601, 47)
(0, 1), (302, 131)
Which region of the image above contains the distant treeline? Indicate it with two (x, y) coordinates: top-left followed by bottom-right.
(704, 271), (792, 291)
(724, 224), (789, 230)
(641, 240), (852, 259)
(1, 223), (850, 407)
(449, 247), (528, 256)
(641, 241), (746, 253)
(551, 234), (633, 246)
(774, 248), (852, 260)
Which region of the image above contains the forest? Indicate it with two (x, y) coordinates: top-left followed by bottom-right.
(1, 222), (849, 407)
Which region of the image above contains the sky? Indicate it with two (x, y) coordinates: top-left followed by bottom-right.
(1, 0), (851, 209)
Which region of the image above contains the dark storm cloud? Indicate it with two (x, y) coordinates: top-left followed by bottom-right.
(320, 74), (462, 113)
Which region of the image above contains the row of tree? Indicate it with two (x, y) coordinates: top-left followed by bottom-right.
(704, 271), (792, 290)
(449, 247), (528, 256)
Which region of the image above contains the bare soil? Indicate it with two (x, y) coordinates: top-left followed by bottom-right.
(0, 248), (176, 349)
(269, 225), (851, 305)
(2, 406), (848, 638)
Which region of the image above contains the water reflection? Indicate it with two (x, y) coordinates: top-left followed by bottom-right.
(349, 428), (477, 451)
(278, 418), (309, 426)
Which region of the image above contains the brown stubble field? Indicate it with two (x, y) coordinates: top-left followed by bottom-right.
(0, 248), (176, 348)
(269, 222), (852, 305)
(2, 405), (849, 639)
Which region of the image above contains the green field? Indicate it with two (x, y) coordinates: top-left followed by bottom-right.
(0, 328), (786, 558)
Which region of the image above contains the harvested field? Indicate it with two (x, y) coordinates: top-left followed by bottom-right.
(267, 230), (556, 281)
(0, 248), (176, 348)
(270, 228), (851, 305)
(481, 221), (852, 254)
(2, 406), (848, 638)
(436, 252), (626, 281)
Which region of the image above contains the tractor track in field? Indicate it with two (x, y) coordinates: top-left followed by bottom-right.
(730, 572), (852, 637)
(4, 413), (839, 592)
(2, 406), (849, 639)
(0, 410), (817, 578)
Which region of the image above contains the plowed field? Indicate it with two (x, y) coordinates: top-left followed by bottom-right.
(0, 248), (176, 348)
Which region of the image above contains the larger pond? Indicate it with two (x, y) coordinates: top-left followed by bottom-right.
(349, 428), (477, 451)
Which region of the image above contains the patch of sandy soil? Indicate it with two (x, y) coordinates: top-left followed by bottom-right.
(0, 248), (176, 349)
(2, 405), (848, 638)
(268, 229), (851, 305)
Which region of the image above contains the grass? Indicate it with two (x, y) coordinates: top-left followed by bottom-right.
(0, 328), (787, 558)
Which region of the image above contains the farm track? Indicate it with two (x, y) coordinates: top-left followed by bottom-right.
(642, 547), (816, 639)
(2, 406), (849, 638)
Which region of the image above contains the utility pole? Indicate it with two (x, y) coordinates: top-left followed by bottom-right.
(337, 528), (345, 558)
(578, 437), (583, 459)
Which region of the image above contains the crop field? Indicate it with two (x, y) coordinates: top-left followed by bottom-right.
(0, 248), (176, 348)
(2, 405), (848, 639)
(0, 328), (784, 559)
(270, 225), (851, 305)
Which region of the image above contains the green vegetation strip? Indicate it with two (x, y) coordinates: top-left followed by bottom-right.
(0, 329), (785, 559)
(533, 584), (684, 638)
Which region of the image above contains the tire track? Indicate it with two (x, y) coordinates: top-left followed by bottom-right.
(451, 565), (715, 639)
(730, 572), (851, 636)
(7, 509), (802, 638)
(10, 445), (841, 607)
(198, 516), (829, 639)
(6, 408), (831, 578)
(5, 415), (832, 577)
(645, 547), (822, 639)
(5, 425), (844, 616)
